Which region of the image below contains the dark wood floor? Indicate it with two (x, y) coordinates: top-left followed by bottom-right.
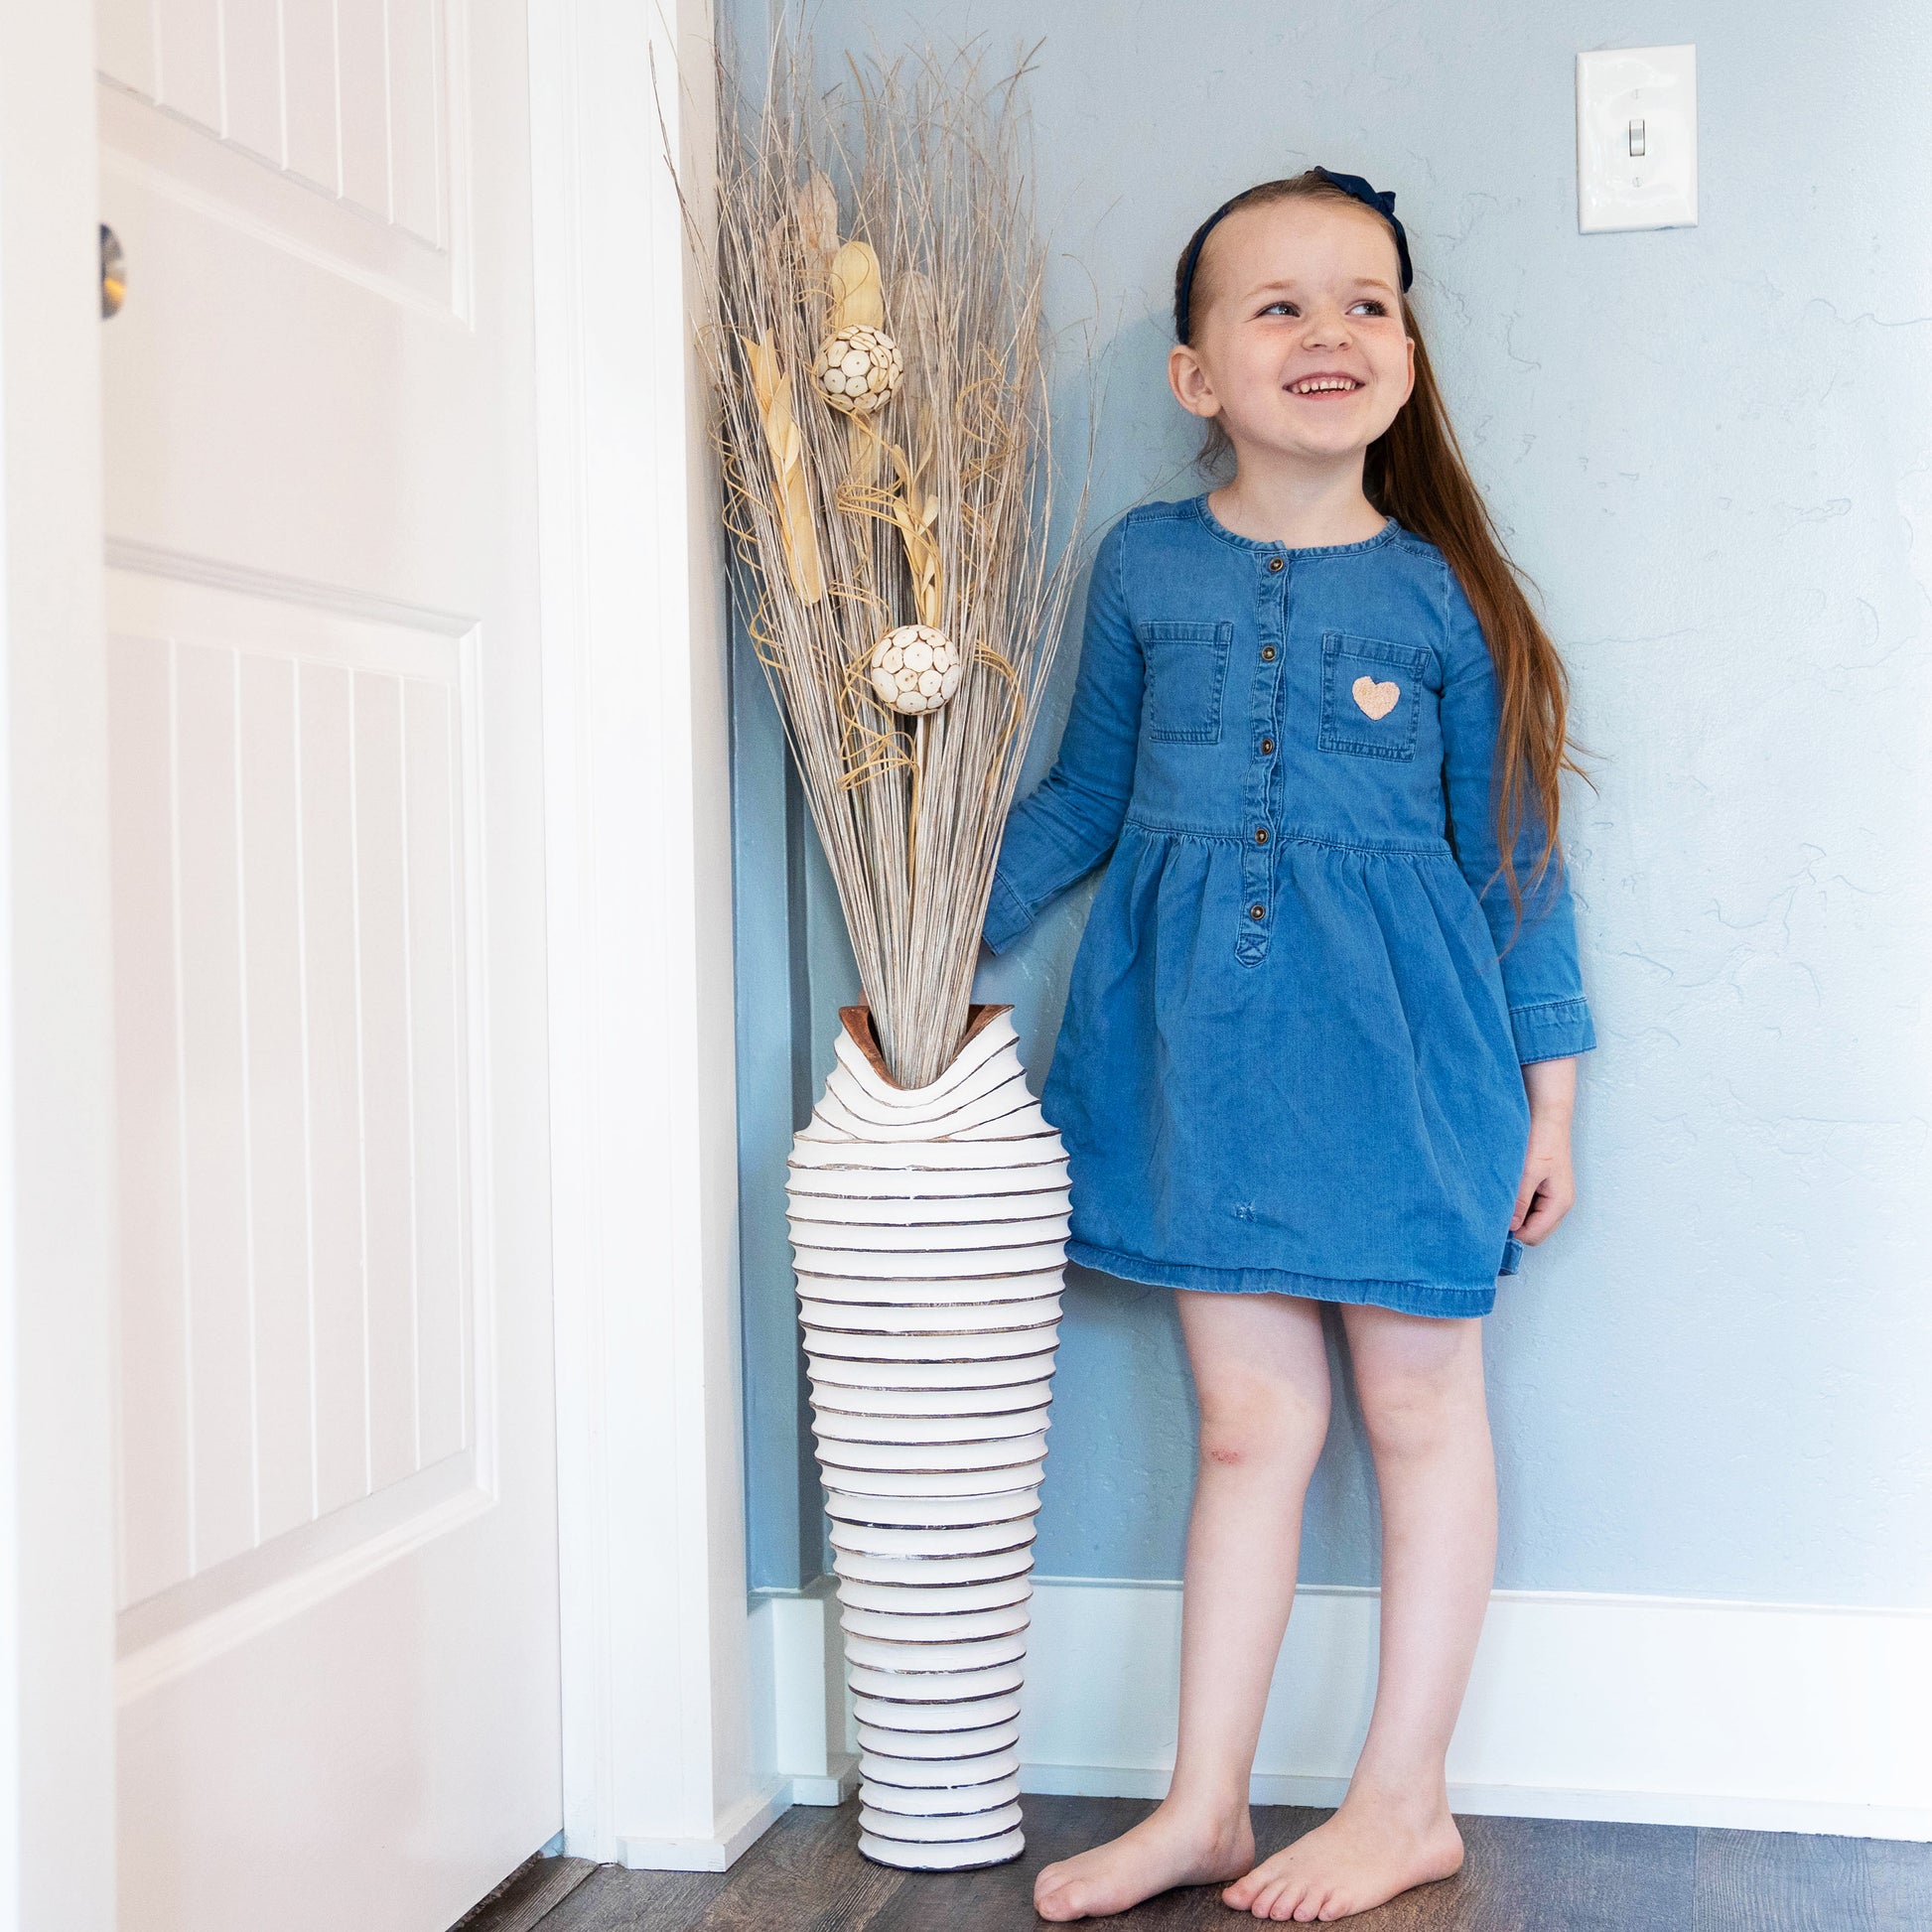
(461, 1795), (1932, 1932)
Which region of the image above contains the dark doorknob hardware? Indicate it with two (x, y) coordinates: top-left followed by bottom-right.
(100, 223), (125, 319)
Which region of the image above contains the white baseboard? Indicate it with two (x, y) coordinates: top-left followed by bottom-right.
(1016, 1762), (1931, 1843)
(789, 1751), (861, 1807)
(752, 1571), (1932, 1844)
(623, 1584), (856, 1873)
(747, 1580), (859, 1822)
(618, 1776), (793, 1871)
(1019, 1578), (1932, 1842)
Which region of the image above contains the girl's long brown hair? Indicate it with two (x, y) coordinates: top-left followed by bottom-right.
(1177, 172), (1579, 920)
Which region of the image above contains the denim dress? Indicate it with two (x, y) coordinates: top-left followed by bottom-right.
(982, 494), (1595, 1318)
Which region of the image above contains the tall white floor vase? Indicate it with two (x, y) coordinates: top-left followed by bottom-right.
(786, 1002), (1070, 1870)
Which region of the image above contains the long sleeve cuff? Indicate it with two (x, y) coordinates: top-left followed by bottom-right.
(1510, 995), (1596, 1063)
(982, 870), (1035, 955)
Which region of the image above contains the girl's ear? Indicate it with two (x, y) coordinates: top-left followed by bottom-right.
(1168, 342), (1220, 421)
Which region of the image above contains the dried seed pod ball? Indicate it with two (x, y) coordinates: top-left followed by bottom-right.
(812, 325), (903, 416)
(868, 624), (963, 717)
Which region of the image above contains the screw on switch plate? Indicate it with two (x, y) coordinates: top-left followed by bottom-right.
(1577, 45), (1696, 233)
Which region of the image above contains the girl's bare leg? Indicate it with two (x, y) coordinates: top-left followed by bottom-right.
(1223, 1304), (1494, 1922)
(1034, 1290), (1331, 1923)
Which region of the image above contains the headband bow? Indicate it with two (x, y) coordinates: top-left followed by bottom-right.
(1173, 165), (1414, 344)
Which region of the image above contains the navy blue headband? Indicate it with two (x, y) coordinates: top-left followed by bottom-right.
(1173, 166), (1414, 343)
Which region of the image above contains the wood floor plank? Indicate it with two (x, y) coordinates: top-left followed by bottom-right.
(532, 1860), (727, 1932)
(1860, 1834), (1932, 1932)
(1693, 1826), (1932, 1932)
(1696, 1826), (1862, 1931)
(688, 1800), (902, 1932)
(1390, 1815), (1696, 1932)
(452, 1853), (598, 1931)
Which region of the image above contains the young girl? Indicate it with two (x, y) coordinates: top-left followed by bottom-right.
(980, 169), (1594, 1923)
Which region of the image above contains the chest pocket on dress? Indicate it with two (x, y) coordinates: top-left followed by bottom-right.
(1318, 632), (1430, 760)
(1140, 620), (1233, 743)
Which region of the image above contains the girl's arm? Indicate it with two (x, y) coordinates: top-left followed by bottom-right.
(982, 520), (1144, 952)
(1438, 572), (1595, 1065)
(1514, 1053), (1577, 1243)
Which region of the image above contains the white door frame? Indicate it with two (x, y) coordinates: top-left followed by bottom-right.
(530, 0), (781, 1870)
(0, 2), (118, 1928)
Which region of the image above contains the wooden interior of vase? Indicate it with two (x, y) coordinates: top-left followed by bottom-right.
(840, 1002), (1010, 1090)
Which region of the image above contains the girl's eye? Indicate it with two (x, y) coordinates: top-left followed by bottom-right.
(1256, 298), (1389, 319)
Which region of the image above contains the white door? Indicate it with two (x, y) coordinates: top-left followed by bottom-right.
(94, 0), (562, 1925)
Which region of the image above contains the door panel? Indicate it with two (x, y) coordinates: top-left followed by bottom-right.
(107, 575), (485, 1638)
(98, 0), (561, 1919)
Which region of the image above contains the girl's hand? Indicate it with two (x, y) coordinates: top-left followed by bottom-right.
(1513, 1056), (1579, 1244)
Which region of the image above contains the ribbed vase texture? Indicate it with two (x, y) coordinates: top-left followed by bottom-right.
(787, 1003), (1068, 1870)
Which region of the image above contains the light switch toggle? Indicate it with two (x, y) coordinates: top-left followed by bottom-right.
(1577, 44), (1697, 233)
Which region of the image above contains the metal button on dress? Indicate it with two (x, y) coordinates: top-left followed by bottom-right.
(1260, 644), (1277, 661)
(1260, 736), (1275, 755)
(1267, 556), (1285, 572)
(1249, 903), (1265, 920)
(1254, 827), (1269, 844)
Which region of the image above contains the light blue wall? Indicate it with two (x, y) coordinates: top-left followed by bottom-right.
(731, 0), (1932, 1604)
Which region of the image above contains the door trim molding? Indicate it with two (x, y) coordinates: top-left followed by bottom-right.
(104, 536), (478, 633)
(531, 0), (772, 1866)
(0, 2), (118, 1924)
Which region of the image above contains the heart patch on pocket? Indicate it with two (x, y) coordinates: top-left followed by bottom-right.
(1351, 675), (1400, 721)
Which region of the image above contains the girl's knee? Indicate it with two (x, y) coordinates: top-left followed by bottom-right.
(1196, 1373), (1331, 1470)
(1352, 1348), (1484, 1455)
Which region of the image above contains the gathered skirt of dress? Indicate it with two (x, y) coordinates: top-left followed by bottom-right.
(1039, 822), (1532, 1319)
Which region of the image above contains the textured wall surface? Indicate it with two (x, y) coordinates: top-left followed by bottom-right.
(730, 0), (1932, 1604)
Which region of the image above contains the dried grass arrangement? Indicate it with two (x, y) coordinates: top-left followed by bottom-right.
(683, 29), (1090, 1089)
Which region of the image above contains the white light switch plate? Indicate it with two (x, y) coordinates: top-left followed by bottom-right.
(1576, 44), (1698, 233)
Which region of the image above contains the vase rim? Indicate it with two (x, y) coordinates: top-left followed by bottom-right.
(839, 1002), (1013, 1091)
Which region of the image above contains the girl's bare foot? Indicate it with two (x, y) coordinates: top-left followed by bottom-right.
(1219, 1794), (1463, 1921)
(1033, 1798), (1256, 1922)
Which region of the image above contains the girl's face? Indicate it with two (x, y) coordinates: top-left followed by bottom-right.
(1169, 197), (1416, 470)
